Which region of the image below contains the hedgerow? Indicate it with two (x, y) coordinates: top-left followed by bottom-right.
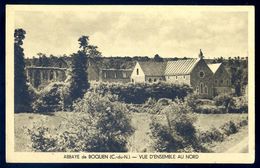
(91, 82), (193, 104)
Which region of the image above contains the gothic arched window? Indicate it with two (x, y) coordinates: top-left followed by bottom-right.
(200, 82), (204, 94)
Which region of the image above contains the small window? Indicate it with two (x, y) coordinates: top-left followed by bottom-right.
(137, 68), (139, 75)
(199, 71), (205, 78)
(159, 78), (162, 81)
(176, 76), (178, 79)
(148, 78), (152, 83)
(215, 80), (218, 84)
(104, 72), (107, 78)
(220, 79), (223, 84)
(132, 79), (134, 82)
(154, 79), (157, 82)
(183, 75), (186, 79)
(114, 73), (117, 78)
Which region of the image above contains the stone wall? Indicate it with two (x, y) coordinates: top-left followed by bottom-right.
(190, 59), (214, 98)
(165, 74), (190, 85)
(100, 69), (132, 83)
(145, 76), (165, 83)
(26, 67), (67, 88)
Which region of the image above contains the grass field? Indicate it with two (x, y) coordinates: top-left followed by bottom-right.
(14, 112), (248, 152)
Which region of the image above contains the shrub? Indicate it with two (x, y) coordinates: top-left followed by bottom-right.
(28, 124), (58, 152)
(198, 127), (224, 143)
(227, 96), (248, 113)
(32, 82), (69, 113)
(214, 93), (248, 113)
(238, 118), (248, 127)
(195, 105), (225, 114)
(150, 121), (182, 152)
(29, 92), (134, 152)
(220, 121), (238, 136)
(150, 99), (206, 152)
(185, 94), (203, 111)
(91, 82), (192, 104)
(214, 93), (233, 108)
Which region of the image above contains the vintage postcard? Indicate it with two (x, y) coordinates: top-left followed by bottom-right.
(6, 5), (255, 163)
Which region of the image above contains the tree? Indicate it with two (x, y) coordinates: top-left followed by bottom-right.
(14, 28), (32, 112)
(67, 35), (102, 106)
(78, 35), (89, 52)
(154, 54), (163, 62)
(68, 51), (90, 105)
(37, 53), (49, 66)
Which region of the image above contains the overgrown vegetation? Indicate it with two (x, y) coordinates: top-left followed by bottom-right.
(91, 82), (193, 104)
(186, 93), (248, 114)
(28, 92), (134, 152)
(32, 82), (69, 113)
(197, 118), (248, 146)
(149, 99), (207, 152)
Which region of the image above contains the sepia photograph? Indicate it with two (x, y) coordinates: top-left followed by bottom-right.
(6, 5), (255, 163)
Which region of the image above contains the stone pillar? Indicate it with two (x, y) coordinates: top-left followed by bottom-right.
(40, 70), (43, 84)
(47, 70), (50, 81)
(54, 71), (57, 81)
(32, 69), (35, 87)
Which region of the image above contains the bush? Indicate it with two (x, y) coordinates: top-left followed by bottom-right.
(198, 127), (224, 143)
(150, 99), (207, 152)
(220, 121), (238, 136)
(214, 93), (233, 107)
(32, 82), (69, 113)
(228, 96), (248, 113)
(28, 92), (134, 152)
(150, 121), (182, 152)
(238, 118), (248, 127)
(195, 105), (225, 114)
(28, 124), (58, 152)
(91, 82), (192, 104)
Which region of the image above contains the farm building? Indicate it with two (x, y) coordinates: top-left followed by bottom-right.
(131, 50), (215, 98)
(130, 61), (166, 83)
(207, 63), (232, 96)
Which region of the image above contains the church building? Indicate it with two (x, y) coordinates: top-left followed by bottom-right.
(131, 50), (215, 98)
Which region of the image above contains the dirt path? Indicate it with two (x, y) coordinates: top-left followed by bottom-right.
(210, 126), (248, 153)
(224, 136), (248, 153)
(127, 113), (154, 152)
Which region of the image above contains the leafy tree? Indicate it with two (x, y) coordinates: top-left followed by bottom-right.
(37, 53), (49, 66)
(14, 28), (32, 112)
(67, 35), (102, 106)
(68, 51), (90, 105)
(78, 35), (89, 52)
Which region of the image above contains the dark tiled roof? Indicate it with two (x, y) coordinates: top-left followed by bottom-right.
(138, 61), (167, 76)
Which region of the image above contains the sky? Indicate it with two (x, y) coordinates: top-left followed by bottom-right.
(14, 7), (249, 58)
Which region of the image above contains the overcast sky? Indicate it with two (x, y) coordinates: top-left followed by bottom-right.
(14, 7), (248, 58)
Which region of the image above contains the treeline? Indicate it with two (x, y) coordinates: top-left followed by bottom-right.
(25, 54), (191, 69)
